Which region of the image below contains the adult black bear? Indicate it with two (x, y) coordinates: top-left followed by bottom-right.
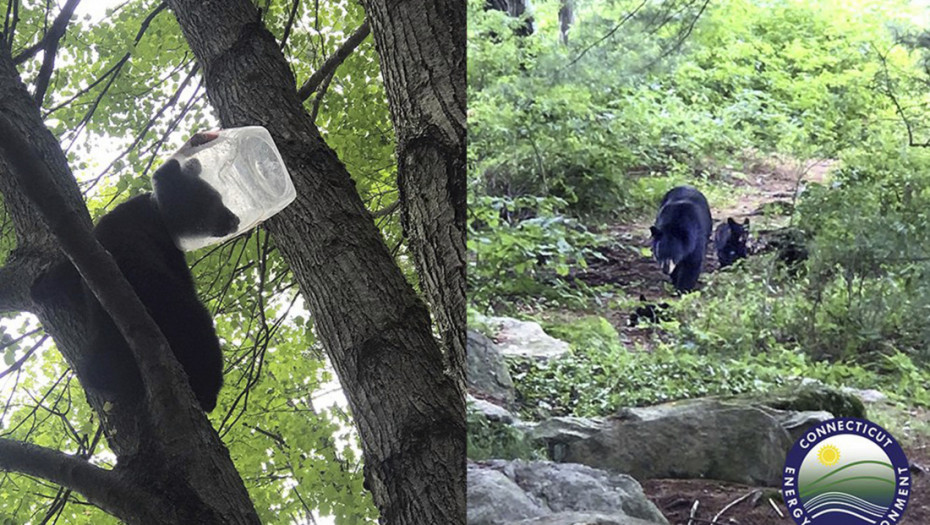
(714, 217), (749, 268)
(35, 135), (238, 412)
(649, 186), (712, 292)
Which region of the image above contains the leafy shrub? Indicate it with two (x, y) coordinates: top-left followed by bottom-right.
(792, 135), (930, 363)
(467, 194), (603, 306)
(468, 0), (911, 217)
(509, 312), (930, 419)
(466, 406), (542, 461)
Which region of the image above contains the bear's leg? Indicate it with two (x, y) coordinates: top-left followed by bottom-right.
(671, 252), (703, 292)
(150, 297), (224, 412)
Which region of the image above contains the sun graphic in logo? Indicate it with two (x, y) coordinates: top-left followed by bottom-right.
(817, 444), (841, 466)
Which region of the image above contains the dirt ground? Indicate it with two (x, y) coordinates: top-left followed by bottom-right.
(567, 157), (930, 524)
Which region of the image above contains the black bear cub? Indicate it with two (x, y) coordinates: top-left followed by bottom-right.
(628, 294), (670, 327)
(649, 186), (712, 292)
(714, 217), (749, 268)
(36, 135), (238, 412)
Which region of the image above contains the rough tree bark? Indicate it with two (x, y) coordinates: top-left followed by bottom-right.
(360, 0), (467, 389)
(163, 1), (466, 524)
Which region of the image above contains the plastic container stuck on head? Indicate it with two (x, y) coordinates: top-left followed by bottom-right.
(157, 126), (296, 252)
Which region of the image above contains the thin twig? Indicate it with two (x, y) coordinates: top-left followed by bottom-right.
(296, 20), (370, 101)
(687, 499), (699, 525)
(42, 3), (167, 117)
(639, 0), (710, 72)
(80, 62), (200, 195)
(874, 42), (930, 147)
(310, 69), (335, 122)
(711, 489), (759, 524)
(767, 497), (785, 518)
(372, 199), (400, 218)
(0, 335), (49, 381)
(562, 0), (647, 71)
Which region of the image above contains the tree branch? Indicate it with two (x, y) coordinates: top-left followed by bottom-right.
(31, 0), (82, 106)
(0, 438), (132, 513)
(3, 1), (20, 47)
(43, 3), (169, 117)
(0, 257), (35, 312)
(279, 0), (300, 49)
(0, 333), (48, 380)
(563, 0), (647, 70)
(309, 68), (334, 122)
(372, 199), (400, 218)
(80, 61), (200, 194)
(640, 0), (709, 72)
(296, 20), (369, 101)
(875, 43), (930, 147)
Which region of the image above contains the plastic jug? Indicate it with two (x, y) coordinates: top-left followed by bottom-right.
(160, 126), (296, 251)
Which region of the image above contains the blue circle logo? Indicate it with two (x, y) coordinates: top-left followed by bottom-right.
(782, 418), (911, 524)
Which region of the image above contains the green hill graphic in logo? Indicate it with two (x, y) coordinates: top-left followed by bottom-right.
(798, 435), (895, 523)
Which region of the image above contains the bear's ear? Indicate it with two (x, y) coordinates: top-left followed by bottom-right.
(743, 218), (750, 227)
(180, 158), (203, 178)
(639, 294), (647, 302)
(152, 158), (182, 182)
(727, 217), (737, 226)
(649, 226), (661, 238)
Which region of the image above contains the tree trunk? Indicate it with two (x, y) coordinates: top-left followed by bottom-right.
(485, 0), (535, 36)
(360, 0), (467, 390)
(559, 0), (574, 45)
(163, 2), (466, 524)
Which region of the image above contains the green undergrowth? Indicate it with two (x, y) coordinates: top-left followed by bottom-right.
(466, 406), (544, 461)
(510, 308), (930, 420)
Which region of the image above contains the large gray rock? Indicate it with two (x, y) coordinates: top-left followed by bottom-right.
(467, 460), (668, 525)
(746, 379), (866, 418)
(512, 512), (661, 525)
(763, 408), (833, 444)
(468, 465), (545, 524)
(529, 417), (604, 461)
(546, 399), (793, 486)
(469, 395), (517, 424)
(485, 317), (570, 359)
(842, 386), (887, 404)
(467, 330), (516, 406)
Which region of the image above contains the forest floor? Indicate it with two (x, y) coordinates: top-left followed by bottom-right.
(555, 155), (830, 361)
(556, 156), (930, 524)
(570, 155), (832, 335)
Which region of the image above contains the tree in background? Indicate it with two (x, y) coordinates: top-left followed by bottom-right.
(486, 0), (536, 36)
(0, 0), (463, 523)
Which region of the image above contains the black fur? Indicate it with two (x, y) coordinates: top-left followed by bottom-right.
(628, 294), (670, 327)
(714, 217), (749, 268)
(35, 158), (238, 412)
(649, 186), (712, 292)
(153, 158), (239, 239)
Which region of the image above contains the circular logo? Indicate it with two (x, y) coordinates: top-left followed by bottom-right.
(782, 418), (911, 525)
